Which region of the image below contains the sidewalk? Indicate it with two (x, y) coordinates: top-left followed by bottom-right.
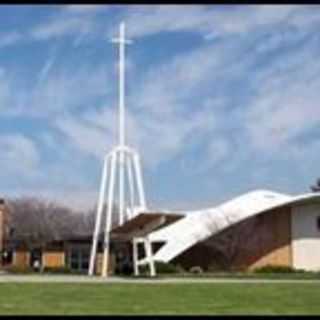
(0, 274), (319, 284)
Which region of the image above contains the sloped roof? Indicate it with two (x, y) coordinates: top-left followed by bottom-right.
(142, 190), (320, 264)
(110, 212), (183, 240)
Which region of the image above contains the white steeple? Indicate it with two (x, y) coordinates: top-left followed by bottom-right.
(89, 22), (154, 278)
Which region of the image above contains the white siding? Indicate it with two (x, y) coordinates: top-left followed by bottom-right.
(292, 204), (320, 271)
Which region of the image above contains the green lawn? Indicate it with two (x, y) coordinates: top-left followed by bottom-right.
(0, 282), (319, 315)
(14, 271), (320, 280)
(160, 272), (320, 280)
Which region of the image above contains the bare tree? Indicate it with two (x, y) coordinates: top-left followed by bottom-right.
(311, 178), (320, 192)
(6, 197), (121, 249)
(7, 197), (91, 247)
(83, 203), (121, 234)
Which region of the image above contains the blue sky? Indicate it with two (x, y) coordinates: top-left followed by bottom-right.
(0, 5), (320, 211)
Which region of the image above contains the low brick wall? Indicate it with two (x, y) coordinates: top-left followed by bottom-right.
(95, 253), (115, 275)
(42, 252), (65, 268)
(13, 251), (30, 268)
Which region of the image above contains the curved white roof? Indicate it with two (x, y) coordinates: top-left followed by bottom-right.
(142, 190), (320, 264)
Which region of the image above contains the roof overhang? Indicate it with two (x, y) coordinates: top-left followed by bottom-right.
(110, 212), (183, 241)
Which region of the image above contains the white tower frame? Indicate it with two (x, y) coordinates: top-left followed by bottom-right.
(88, 22), (155, 278)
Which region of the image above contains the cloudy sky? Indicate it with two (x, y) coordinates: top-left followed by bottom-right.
(0, 5), (319, 211)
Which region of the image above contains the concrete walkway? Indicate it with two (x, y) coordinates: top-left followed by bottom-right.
(0, 275), (319, 284)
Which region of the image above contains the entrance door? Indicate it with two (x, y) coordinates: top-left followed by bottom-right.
(114, 242), (133, 275)
(30, 248), (42, 270)
(68, 245), (90, 273)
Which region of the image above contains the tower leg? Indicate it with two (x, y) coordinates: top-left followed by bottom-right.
(132, 238), (139, 276)
(102, 152), (117, 277)
(88, 155), (109, 276)
(119, 150), (125, 225)
(126, 155), (135, 219)
(145, 237), (156, 277)
(133, 153), (146, 210)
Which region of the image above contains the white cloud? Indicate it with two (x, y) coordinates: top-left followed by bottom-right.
(49, 38), (225, 170)
(244, 42), (320, 152)
(55, 114), (111, 159)
(37, 50), (58, 84)
(121, 5), (215, 39)
(44, 189), (98, 211)
(30, 17), (95, 41)
(7, 64), (109, 118)
(29, 3), (105, 45)
(0, 31), (22, 48)
(64, 4), (109, 14)
(0, 134), (40, 177)
(49, 15), (262, 173)
(207, 138), (230, 166)
(56, 101), (217, 173)
(246, 91), (320, 152)
(3, 187), (98, 212)
(0, 67), (11, 110)
(118, 5), (300, 40)
(131, 42), (224, 117)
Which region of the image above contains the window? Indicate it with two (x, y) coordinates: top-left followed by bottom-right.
(68, 246), (90, 273)
(70, 248), (79, 270)
(80, 249), (89, 270)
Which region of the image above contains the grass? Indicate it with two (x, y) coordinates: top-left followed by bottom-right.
(0, 282), (319, 315)
(157, 271), (320, 280)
